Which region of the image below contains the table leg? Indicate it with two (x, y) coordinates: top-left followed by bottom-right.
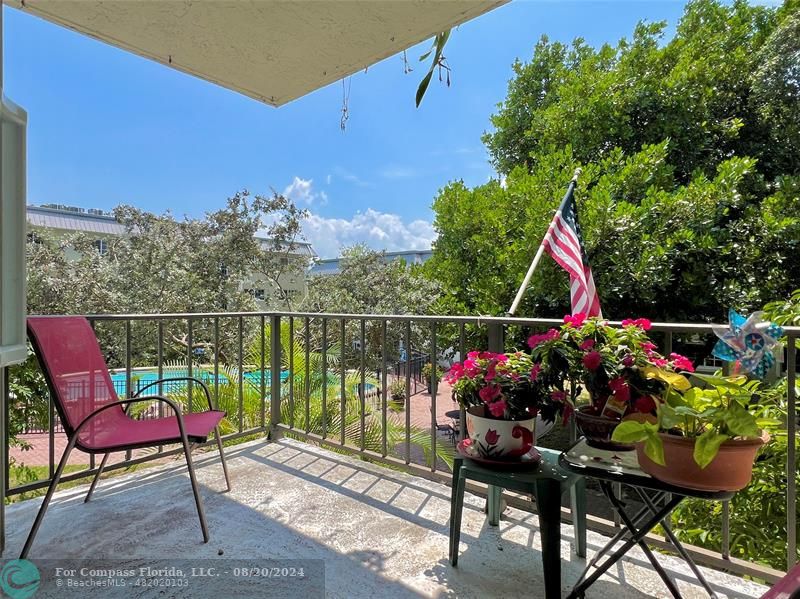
(570, 478), (587, 558)
(572, 492), (666, 589)
(449, 458), (463, 564)
(635, 488), (720, 599)
(605, 483), (683, 598)
(535, 478), (563, 599)
(487, 485), (503, 526)
(450, 467), (467, 567)
(567, 483), (682, 599)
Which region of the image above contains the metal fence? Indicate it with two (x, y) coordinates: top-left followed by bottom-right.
(2, 311), (797, 579)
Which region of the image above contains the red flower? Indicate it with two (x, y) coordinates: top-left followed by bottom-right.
(478, 385), (501, 403)
(622, 353), (635, 367)
(583, 351), (602, 370)
(487, 399), (507, 418)
(550, 390), (567, 402)
(485, 429), (500, 445)
(530, 363), (542, 381)
(634, 396), (657, 414)
(564, 313), (587, 327)
(580, 339), (596, 351)
(608, 376), (631, 402)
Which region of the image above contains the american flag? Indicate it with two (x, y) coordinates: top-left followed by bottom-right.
(541, 187), (602, 317)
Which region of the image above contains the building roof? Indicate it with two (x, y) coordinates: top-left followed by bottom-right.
(27, 205), (128, 236)
(7, 1), (507, 108)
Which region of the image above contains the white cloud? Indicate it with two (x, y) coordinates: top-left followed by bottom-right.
(282, 176), (328, 206)
(302, 209), (436, 259)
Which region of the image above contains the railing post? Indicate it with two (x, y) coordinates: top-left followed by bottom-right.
(269, 314), (282, 438)
(487, 321), (504, 353)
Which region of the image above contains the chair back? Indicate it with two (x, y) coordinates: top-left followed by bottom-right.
(27, 316), (127, 446)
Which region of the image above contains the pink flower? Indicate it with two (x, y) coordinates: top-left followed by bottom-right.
(527, 328), (560, 349)
(462, 438), (473, 447)
(485, 429), (500, 445)
(495, 353), (509, 363)
(530, 363), (542, 381)
(444, 363), (464, 384)
(669, 353), (695, 373)
(550, 390), (567, 402)
(580, 339), (596, 351)
(478, 385), (501, 404)
(484, 363), (497, 382)
(652, 358), (668, 368)
(463, 359), (480, 378)
(622, 318), (652, 331)
(583, 351), (602, 370)
(467, 351), (480, 360)
(622, 354), (635, 367)
(564, 313), (587, 327)
(487, 400), (507, 418)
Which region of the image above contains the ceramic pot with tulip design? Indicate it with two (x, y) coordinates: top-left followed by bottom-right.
(465, 406), (537, 460)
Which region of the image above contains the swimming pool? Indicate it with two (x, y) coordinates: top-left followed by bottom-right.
(109, 368), (288, 395)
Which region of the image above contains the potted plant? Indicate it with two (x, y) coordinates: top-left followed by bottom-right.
(611, 373), (774, 491)
(389, 379), (407, 406)
(445, 351), (566, 460)
(422, 362), (443, 394)
(529, 313), (695, 449)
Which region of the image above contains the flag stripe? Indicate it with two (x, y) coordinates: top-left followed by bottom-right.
(542, 189), (602, 317)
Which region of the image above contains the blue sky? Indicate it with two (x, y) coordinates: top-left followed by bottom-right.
(4, 1), (705, 258)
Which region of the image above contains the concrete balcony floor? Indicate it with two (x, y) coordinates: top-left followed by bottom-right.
(5, 438), (769, 598)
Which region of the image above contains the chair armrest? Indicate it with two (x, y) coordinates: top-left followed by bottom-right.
(74, 395), (186, 438)
(131, 377), (215, 411)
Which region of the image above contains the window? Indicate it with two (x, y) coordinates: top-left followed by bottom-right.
(93, 239), (108, 256)
(245, 288), (266, 300)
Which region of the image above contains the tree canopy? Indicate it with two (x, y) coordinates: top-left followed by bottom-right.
(427, 0), (800, 322)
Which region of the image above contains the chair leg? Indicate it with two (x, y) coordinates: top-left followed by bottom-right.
(21, 438), (77, 558)
(84, 452), (110, 503)
(214, 427), (231, 492)
(181, 436), (210, 543)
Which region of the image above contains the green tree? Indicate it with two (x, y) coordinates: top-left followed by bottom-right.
(428, 0), (800, 324)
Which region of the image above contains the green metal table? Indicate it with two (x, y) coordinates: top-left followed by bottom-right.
(449, 447), (587, 599)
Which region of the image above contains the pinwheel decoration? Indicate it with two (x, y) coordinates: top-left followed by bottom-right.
(712, 309), (784, 378)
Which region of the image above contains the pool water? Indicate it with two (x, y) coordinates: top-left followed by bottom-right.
(110, 368), (288, 394)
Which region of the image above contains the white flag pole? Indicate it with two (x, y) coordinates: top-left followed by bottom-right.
(507, 168), (582, 316)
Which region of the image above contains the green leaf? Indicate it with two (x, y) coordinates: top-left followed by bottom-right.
(611, 419), (649, 443)
(722, 400), (760, 438)
(416, 70), (434, 108)
(643, 430), (666, 466)
(694, 429), (729, 469)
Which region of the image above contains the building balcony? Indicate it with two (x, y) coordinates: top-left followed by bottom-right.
(2, 310), (796, 598)
(4, 437), (769, 598)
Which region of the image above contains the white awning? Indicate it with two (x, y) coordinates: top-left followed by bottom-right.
(5, 0), (506, 106)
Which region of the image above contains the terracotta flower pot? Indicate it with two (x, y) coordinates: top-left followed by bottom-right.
(636, 432), (768, 492)
(465, 406), (537, 461)
(575, 406), (633, 451)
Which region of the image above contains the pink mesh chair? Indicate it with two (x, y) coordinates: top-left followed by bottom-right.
(761, 562), (800, 599)
(22, 316), (231, 558)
